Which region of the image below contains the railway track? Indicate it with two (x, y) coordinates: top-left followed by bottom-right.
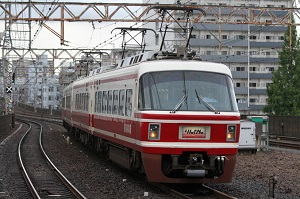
(154, 183), (237, 199)
(14, 111), (238, 198)
(269, 135), (300, 150)
(14, 107), (62, 122)
(18, 120), (86, 198)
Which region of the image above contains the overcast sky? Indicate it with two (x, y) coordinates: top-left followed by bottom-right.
(35, 0), (144, 49)
(0, 1), (148, 51)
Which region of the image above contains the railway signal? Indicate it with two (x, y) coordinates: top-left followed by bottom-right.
(12, 73), (15, 84)
(6, 86), (12, 94)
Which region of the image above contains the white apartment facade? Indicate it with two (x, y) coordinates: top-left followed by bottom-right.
(142, 0), (291, 115)
(18, 55), (61, 109)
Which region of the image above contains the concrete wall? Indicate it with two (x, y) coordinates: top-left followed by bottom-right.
(0, 114), (13, 134)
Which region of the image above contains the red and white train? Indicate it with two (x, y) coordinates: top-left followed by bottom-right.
(62, 50), (240, 183)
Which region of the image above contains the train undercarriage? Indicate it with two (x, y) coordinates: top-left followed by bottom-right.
(63, 121), (231, 183)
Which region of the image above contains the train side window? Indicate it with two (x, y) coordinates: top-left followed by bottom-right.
(75, 94), (77, 109)
(76, 94), (79, 109)
(119, 89), (125, 116)
(78, 94), (80, 110)
(125, 89), (133, 117)
(82, 93), (84, 110)
(98, 91), (102, 113)
(129, 57), (134, 65)
(66, 96), (71, 109)
(77, 94), (80, 110)
(95, 92), (98, 112)
(81, 93), (84, 110)
(108, 90), (113, 114)
(86, 93), (89, 111)
(83, 94), (85, 110)
(134, 56), (139, 63)
(139, 74), (151, 110)
(80, 94), (82, 110)
(76, 94), (78, 109)
(62, 96), (65, 108)
(82, 94), (84, 110)
(102, 91), (107, 113)
(85, 93), (87, 111)
(83, 93), (85, 111)
(113, 90), (118, 115)
(138, 54), (143, 62)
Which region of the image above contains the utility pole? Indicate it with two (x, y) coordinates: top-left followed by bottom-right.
(2, 4), (13, 114)
(1, 2), (32, 114)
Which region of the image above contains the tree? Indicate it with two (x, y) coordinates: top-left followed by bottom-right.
(263, 21), (300, 115)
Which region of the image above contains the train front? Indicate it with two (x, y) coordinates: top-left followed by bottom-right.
(136, 60), (240, 183)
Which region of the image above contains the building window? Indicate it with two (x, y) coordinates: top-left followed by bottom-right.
(221, 51), (228, 55)
(236, 35), (246, 40)
(249, 83), (257, 87)
(236, 98), (247, 103)
(206, 51), (213, 55)
(266, 36), (272, 40)
(236, 51), (245, 55)
(236, 67), (246, 71)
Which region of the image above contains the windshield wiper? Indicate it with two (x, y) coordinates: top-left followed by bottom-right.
(195, 89), (220, 114)
(170, 90), (188, 113)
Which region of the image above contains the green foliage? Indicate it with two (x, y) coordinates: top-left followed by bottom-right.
(263, 22), (300, 115)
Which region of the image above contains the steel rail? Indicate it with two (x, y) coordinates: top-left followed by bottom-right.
(17, 119), (87, 199)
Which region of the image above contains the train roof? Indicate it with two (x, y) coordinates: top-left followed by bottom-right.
(138, 59), (232, 77)
(67, 50), (233, 91)
(87, 50), (232, 77)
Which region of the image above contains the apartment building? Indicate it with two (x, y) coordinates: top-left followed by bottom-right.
(142, 0), (291, 115)
(11, 55), (60, 109)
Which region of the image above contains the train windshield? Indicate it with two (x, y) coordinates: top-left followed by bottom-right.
(138, 71), (238, 112)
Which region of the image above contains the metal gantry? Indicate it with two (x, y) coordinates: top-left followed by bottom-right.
(0, 2), (299, 24)
(1, 1), (300, 114)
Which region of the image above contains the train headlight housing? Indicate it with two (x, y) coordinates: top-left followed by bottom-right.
(227, 125), (236, 141)
(148, 123), (160, 140)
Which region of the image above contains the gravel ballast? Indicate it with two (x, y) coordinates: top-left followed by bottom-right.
(1, 122), (300, 198)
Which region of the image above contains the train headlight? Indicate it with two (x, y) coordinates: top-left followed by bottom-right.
(148, 123), (160, 140)
(227, 125), (236, 141)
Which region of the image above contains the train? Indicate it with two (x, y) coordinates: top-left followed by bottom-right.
(62, 50), (240, 183)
